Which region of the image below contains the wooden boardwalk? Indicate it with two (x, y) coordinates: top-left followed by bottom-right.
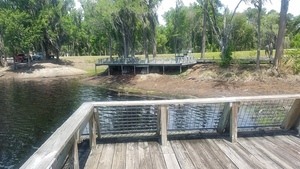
(84, 134), (300, 169)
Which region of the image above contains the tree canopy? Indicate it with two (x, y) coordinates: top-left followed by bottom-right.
(0, 0), (299, 63)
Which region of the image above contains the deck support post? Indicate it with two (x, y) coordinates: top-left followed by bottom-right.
(230, 102), (240, 143)
(281, 99), (300, 130)
(89, 111), (97, 149)
(94, 108), (101, 139)
(160, 105), (168, 146)
(180, 65), (182, 74)
(108, 66), (110, 76)
(134, 65), (136, 74)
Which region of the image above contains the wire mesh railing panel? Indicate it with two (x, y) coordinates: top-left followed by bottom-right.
(238, 99), (294, 129)
(167, 103), (224, 133)
(97, 105), (158, 135)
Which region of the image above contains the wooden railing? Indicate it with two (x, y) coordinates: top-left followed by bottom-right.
(21, 95), (300, 169)
(96, 56), (197, 65)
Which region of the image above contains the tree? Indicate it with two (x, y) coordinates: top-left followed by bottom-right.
(201, 0), (208, 59)
(247, 0), (271, 69)
(273, 0), (289, 70)
(202, 0), (244, 66)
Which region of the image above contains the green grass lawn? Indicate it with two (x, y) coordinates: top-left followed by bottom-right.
(60, 50), (269, 63)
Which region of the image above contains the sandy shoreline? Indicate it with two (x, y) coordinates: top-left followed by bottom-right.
(1, 61), (300, 98)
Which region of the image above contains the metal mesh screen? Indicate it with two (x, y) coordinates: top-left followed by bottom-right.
(238, 99), (294, 129)
(97, 105), (158, 135)
(89, 99), (295, 137)
(167, 103), (224, 133)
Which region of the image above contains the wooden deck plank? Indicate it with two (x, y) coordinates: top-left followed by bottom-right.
(161, 142), (180, 169)
(111, 143), (126, 169)
(126, 142), (139, 169)
(259, 136), (300, 167)
(222, 139), (268, 169)
(181, 139), (217, 168)
(204, 139), (238, 169)
(284, 135), (300, 146)
(265, 135), (300, 159)
(238, 137), (282, 169)
(138, 142), (152, 169)
(148, 142), (167, 169)
(83, 135), (300, 169)
(84, 144), (103, 169)
(170, 140), (196, 169)
(212, 139), (255, 168)
(98, 143), (115, 169)
(246, 137), (295, 169)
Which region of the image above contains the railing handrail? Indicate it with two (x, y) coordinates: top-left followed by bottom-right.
(20, 94), (300, 169)
(91, 94), (300, 106)
(20, 102), (94, 169)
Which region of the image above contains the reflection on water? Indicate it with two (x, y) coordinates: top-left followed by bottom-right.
(0, 79), (146, 168)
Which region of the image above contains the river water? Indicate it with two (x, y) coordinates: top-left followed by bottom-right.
(0, 78), (153, 168)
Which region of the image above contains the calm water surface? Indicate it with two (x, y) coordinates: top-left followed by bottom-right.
(0, 78), (151, 168)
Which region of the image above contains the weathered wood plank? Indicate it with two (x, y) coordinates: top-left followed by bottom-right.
(126, 142), (139, 169)
(181, 140), (216, 168)
(148, 142), (167, 169)
(265, 135), (300, 154)
(217, 102), (231, 133)
(230, 102), (239, 143)
(91, 94), (300, 107)
(160, 105), (168, 146)
(68, 133), (79, 169)
(170, 140), (195, 169)
(282, 99), (300, 130)
(258, 137), (300, 168)
(223, 140), (267, 168)
(21, 103), (94, 169)
(238, 137), (282, 169)
(161, 142), (180, 169)
(84, 144), (104, 169)
(93, 108), (101, 139)
(138, 142), (152, 169)
(111, 143), (126, 169)
(204, 139), (237, 169)
(89, 113), (97, 150)
(212, 139), (254, 168)
(98, 143), (115, 169)
(247, 137), (295, 169)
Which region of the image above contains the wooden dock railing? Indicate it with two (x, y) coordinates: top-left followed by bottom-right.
(21, 95), (300, 169)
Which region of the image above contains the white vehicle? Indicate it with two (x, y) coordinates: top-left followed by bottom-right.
(32, 52), (43, 60)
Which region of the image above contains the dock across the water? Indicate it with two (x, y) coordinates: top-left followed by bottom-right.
(21, 95), (300, 168)
(95, 56), (273, 75)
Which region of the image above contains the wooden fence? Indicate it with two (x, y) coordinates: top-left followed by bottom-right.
(21, 95), (300, 169)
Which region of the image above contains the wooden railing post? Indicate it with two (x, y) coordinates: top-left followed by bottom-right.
(281, 99), (300, 130)
(156, 106), (161, 136)
(217, 102), (231, 133)
(94, 108), (101, 139)
(230, 102), (240, 143)
(70, 131), (80, 169)
(89, 112), (97, 149)
(160, 105), (168, 146)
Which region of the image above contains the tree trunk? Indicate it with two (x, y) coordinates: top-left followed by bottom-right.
(256, 0), (262, 70)
(273, 0), (289, 70)
(142, 16), (149, 59)
(150, 19), (157, 58)
(201, 0), (208, 59)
